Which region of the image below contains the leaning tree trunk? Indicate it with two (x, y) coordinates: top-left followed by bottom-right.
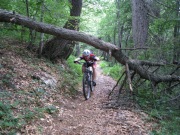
(42, 0), (82, 61)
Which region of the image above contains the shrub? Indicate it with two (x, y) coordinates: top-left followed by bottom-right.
(100, 61), (123, 80)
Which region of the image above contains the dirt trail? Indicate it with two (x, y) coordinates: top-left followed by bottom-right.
(30, 64), (153, 135)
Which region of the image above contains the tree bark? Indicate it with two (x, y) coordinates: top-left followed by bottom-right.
(38, 0), (45, 57)
(0, 9), (179, 84)
(42, 0), (82, 61)
(132, 0), (148, 48)
(75, 43), (80, 57)
(173, 0), (180, 65)
(25, 0), (34, 50)
(116, 0), (122, 48)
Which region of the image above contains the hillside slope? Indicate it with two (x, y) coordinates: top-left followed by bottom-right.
(0, 38), (156, 135)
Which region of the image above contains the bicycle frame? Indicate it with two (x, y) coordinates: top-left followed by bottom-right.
(83, 62), (93, 100)
(76, 61), (94, 100)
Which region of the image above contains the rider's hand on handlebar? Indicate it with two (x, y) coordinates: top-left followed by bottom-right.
(74, 61), (81, 64)
(87, 61), (94, 65)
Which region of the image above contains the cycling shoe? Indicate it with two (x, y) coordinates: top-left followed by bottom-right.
(92, 81), (96, 86)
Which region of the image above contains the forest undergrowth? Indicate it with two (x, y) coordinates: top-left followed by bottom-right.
(100, 61), (180, 135)
(0, 38), (81, 134)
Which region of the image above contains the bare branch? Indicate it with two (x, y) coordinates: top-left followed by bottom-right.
(152, 66), (161, 73)
(125, 63), (133, 92)
(120, 47), (149, 50)
(108, 71), (125, 99)
(139, 60), (165, 66)
(136, 79), (147, 89)
(164, 93), (180, 103)
(170, 66), (180, 75)
(161, 82), (180, 94)
(118, 75), (127, 99)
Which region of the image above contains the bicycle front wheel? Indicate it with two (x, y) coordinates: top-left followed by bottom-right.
(82, 73), (91, 100)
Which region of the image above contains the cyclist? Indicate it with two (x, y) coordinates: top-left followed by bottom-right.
(74, 49), (99, 86)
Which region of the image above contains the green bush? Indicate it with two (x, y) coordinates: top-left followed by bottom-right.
(136, 86), (180, 135)
(0, 102), (19, 132)
(57, 55), (83, 95)
(100, 61), (123, 80)
(67, 55), (82, 78)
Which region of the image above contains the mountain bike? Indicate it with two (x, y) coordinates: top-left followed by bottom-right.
(76, 61), (94, 100)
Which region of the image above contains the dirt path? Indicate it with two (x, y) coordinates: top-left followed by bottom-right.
(29, 65), (153, 135)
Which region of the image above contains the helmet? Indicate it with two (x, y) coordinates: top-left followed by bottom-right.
(83, 49), (91, 57)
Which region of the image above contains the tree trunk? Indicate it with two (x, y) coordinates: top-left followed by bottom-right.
(42, 0), (82, 61)
(173, 0), (180, 65)
(25, 0), (34, 50)
(116, 0), (122, 48)
(38, 0), (45, 58)
(75, 43), (80, 57)
(0, 9), (179, 84)
(132, 0), (148, 48)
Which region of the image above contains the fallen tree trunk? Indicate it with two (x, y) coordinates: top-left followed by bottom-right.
(0, 9), (118, 52)
(0, 9), (179, 84)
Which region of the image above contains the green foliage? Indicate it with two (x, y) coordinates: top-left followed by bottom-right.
(56, 55), (83, 96)
(45, 105), (58, 114)
(0, 102), (19, 133)
(135, 83), (180, 135)
(0, 72), (16, 89)
(98, 0), (132, 46)
(67, 55), (82, 77)
(24, 109), (35, 121)
(0, 0), (71, 44)
(0, 0), (12, 10)
(150, 108), (180, 135)
(100, 61), (123, 80)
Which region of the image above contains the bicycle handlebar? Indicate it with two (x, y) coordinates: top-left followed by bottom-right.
(74, 60), (94, 65)
(74, 61), (81, 64)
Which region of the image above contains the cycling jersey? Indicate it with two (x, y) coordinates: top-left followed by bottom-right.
(80, 54), (97, 62)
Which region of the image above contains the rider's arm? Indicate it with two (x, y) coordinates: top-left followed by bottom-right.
(91, 55), (100, 61)
(94, 56), (100, 61)
(74, 57), (81, 63)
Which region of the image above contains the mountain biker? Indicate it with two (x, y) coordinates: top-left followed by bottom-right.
(74, 49), (99, 86)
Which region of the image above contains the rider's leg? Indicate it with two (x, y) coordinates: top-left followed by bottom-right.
(82, 65), (85, 73)
(92, 63), (97, 86)
(92, 67), (96, 81)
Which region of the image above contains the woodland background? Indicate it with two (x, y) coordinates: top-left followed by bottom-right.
(0, 0), (179, 134)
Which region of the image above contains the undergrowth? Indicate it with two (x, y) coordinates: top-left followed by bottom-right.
(137, 86), (180, 135)
(100, 60), (179, 135)
(0, 38), (81, 134)
(100, 60), (123, 80)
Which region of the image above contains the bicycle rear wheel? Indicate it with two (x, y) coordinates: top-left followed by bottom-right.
(82, 73), (91, 100)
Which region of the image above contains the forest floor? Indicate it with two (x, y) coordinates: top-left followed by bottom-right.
(0, 39), (157, 135)
(28, 65), (156, 135)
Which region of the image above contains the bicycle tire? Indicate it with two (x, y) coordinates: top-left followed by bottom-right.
(89, 71), (94, 92)
(82, 73), (91, 100)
